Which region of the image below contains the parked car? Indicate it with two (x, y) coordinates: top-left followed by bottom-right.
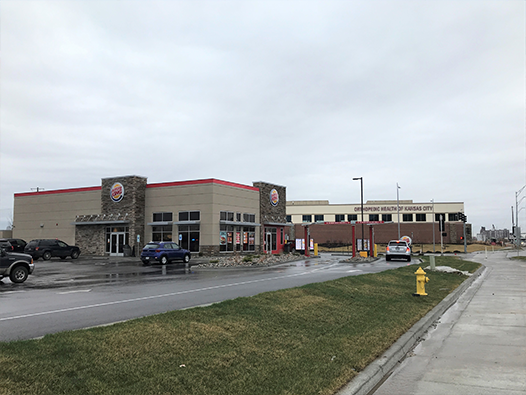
(24, 239), (81, 261)
(141, 242), (191, 265)
(386, 240), (411, 262)
(0, 238), (27, 253)
(0, 248), (34, 283)
(0, 239), (14, 252)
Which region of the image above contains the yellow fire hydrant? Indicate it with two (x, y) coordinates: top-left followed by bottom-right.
(413, 267), (429, 296)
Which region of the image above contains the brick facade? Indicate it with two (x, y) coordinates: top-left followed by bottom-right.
(294, 222), (472, 246)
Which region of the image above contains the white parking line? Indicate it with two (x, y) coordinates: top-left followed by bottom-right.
(0, 267), (338, 322)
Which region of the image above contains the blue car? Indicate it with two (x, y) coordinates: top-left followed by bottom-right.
(141, 242), (191, 265)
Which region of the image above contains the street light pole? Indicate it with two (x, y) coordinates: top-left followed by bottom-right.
(397, 183), (401, 239)
(432, 199), (435, 253)
(353, 177), (364, 253)
(516, 185), (526, 250)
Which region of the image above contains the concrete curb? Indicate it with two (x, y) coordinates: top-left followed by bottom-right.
(338, 265), (486, 395)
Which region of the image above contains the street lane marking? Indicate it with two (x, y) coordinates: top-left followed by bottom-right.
(347, 269), (362, 273)
(0, 265), (342, 322)
(57, 289), (92, 294)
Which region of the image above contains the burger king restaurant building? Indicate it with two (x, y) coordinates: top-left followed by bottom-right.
(12, 176), (289, 256)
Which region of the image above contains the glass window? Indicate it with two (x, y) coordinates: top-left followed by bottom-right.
(335, 215), (345, 222)
(220, 211), (234, 221)
(369, 214), (379, 221)
(348, 214), (358, 221)
(449, 213), (458, 221)
(153, 212), (172, 222)
(178, 224), (200, 252)
(243, 226), (256, 252)
(416, 214), (426, 222)
(314, 215), (324, 222)
(286, 215), (292, 223)
(382, 214), (392, 222)
(152, 225), (173, 242)
(403, 214), (413, 222)
(243, 213), (255, 223)
(220, 224), (234, 252)
(236, 212), (241, 221)
(435, 213), (446, 222)
(302, 215), (312, 223)
(179, 211), (200, 221)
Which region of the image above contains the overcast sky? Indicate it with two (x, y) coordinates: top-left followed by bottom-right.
(1, 0), (524, 234)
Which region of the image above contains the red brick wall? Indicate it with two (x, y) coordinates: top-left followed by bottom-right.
(293, 222), (471, 245)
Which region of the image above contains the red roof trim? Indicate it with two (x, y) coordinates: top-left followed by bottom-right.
(14, 179), (259, 197)
(15, 186), (102, 197)
(147, 178), (259, 191)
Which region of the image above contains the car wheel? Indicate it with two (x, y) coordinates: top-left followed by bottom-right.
(183, 254), (190, 263)
(9, 266), (29, 283)
(160, 256), (168, 265)
(386, 255), (391, 261)
(71, 250), (79, 259)
(42, 251), (52, 260)
(407, 256), (411, 262)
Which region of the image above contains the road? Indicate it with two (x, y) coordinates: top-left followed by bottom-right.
(0, 253), (416, 342)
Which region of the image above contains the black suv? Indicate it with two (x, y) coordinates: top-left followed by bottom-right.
(0, 248), (34, 283)
(0, 238), (27, 253)
(24, 239), (81, 261)
(0, 239), (14, 252)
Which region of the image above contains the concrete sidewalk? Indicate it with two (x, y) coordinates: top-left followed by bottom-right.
(370, 250), (526, 395)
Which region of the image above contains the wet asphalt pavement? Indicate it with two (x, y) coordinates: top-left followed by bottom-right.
(0, 253), (418, 342)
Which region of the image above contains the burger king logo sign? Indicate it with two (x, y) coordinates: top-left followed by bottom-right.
(270, 189), (279, 206)
(110, 182), (124, 203)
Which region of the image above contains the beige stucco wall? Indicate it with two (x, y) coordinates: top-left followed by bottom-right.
(13, 189), (101, 245)
(144, 182), (260, 248)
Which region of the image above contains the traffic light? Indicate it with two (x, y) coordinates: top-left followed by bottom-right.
(460, 235), (464, 241)
(458, 212), (467, 222)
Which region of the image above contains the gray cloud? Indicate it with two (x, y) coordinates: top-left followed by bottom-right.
(1, 0), (524, 233)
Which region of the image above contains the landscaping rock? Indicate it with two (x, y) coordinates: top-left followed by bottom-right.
(196, 253), (304, 268)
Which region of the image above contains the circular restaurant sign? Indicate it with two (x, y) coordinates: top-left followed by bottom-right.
(110, 182), (124, 203)
(270, 188), (279, 206)
(401, 235), (412, 246)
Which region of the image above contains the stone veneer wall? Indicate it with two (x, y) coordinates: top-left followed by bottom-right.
(101, 175), (147, 255)
(76, 225), (105, 256)
(253, 182), (287, 249)
(200, 245), (220, 256)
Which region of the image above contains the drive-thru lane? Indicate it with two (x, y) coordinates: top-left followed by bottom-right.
(0, 254), (416, 342)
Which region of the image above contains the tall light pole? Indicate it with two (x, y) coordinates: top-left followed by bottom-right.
(353, 177), (364, 252)
(397, 183), (401, 239)
(432, 199), (435, 253)
(516, 185), (526, 250)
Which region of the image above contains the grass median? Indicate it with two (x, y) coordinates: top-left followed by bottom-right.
(0, 256), (481, 395)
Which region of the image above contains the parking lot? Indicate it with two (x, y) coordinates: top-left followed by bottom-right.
(0, 255), (201, 291)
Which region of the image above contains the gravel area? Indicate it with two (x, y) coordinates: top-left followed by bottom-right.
(195, 253), (307, 268)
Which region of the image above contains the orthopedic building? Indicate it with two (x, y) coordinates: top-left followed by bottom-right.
(286, 200), (471, 245)
(12, 176), (289, 256)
